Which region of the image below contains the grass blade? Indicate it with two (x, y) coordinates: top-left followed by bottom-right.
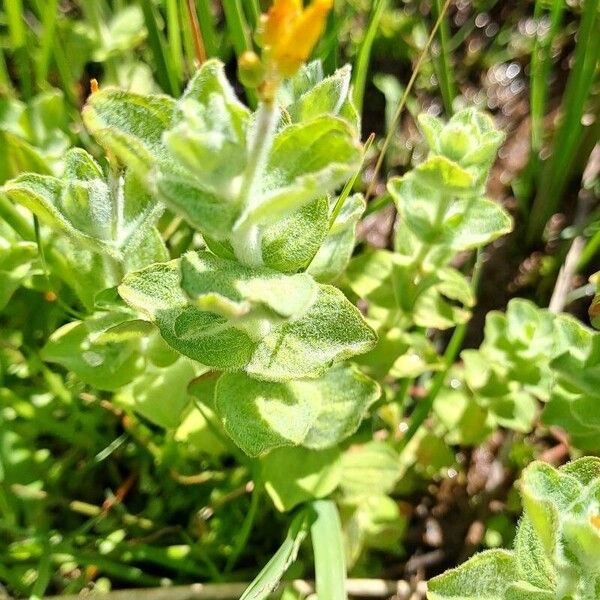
(139, 0), (181, 95)
(527, 0), (600, 244)
(34, 0), (60, 87)
(195, 0), (219, 58)
(431, 0), (456, 114)
(311, 500), (347, 600)
(352, 0), (388, 115)
(5, 0), (32, 99)
(166, 0), (184, 81)
(530, 0), (565, 155)
(240, 509), (313, 600)
(222, 0), (257, 107)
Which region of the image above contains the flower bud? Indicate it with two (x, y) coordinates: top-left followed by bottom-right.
(238, 51), (265, 88)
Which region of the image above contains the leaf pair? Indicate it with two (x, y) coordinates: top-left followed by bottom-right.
(118, 251), (377, 381)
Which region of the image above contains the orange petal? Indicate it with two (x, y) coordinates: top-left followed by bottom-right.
(262, 0), (302, 47)
(272, 0), (333, 75)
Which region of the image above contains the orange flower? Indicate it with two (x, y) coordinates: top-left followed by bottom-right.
(262, 0), (333, 76)
(592, 515), (600, 530)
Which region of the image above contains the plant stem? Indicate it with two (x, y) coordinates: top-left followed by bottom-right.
(231, 99), (280, 266)
(399, 250), (483, 452)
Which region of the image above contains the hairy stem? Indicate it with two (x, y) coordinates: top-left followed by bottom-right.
(232, 99), (280, 266)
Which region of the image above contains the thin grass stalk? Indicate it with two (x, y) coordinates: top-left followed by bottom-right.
(5, 0), (33, 99)
(186, 0), (207, 64)
(47, 30), (79, 106)
(431, 0), (456, 115)
(530, 0), (564, 155)
(166, 0), (184, 82)
(35, 0), (60, 88)
(352, 0), (388, 116)
(139, 0), (181, 95)
(245, 0), (261, 30)
(195, 0), (218, 58)
(180, 0), (196, 74)
(527, 0), (600, 244)
(366, 0), (453, 200)
(221, 0), (257, 107)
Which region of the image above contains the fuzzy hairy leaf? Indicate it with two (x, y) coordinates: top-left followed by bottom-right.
(427, 550), (517, 599)
(114, 357), (202, 429)
(213, 364), (379, 456)
(340, 442), (402, 501)
(429, 459), (600, 599)
(281, 62), (360, 131)
(308, 194), (365, 282)
(3, 148), (166, 269)
(119, 253), (376, 380)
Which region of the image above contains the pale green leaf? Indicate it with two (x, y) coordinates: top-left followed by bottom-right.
(427, 550), (517, 599)
(308, 194), (365, 282)
(214, 364), (379, 456)
(262, 447), (341, 511)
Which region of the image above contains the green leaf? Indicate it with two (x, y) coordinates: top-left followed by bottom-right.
(343, 495), (407, 569)
(82, 88), (175, 177)
(246, 285), (377, 381)
(561, 456), (600, 485)
(284, 63), (359, 131)
(213, 364), (379, 456)
(447, 198), (513, 250)
(340, 442), (401, 501)
(118, 258), (256, 371)
(91, 5), (146, 61)
(41, 313), (145, 391)
(0, 240), (39, 309)
(308, 194), (365, 282)
(261, 197), (329, 273)
(180, 251), (317, 319)
(300, 364), (380, 449)
(214, 371), (321, 456)
(157, 60), (250, 240)
(3, 149), (165, 267)
(505, 583), (555, 600)
(114, 358), (201, 429)
(520, 461), (582, 555)
(427, 549), (517, 599)
(262, 447), (342, 512)
(236, 116), (361, 230)
(513, 518), (555, 592)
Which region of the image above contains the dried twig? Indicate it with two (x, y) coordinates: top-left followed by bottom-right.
(42, 579), (427, 600)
